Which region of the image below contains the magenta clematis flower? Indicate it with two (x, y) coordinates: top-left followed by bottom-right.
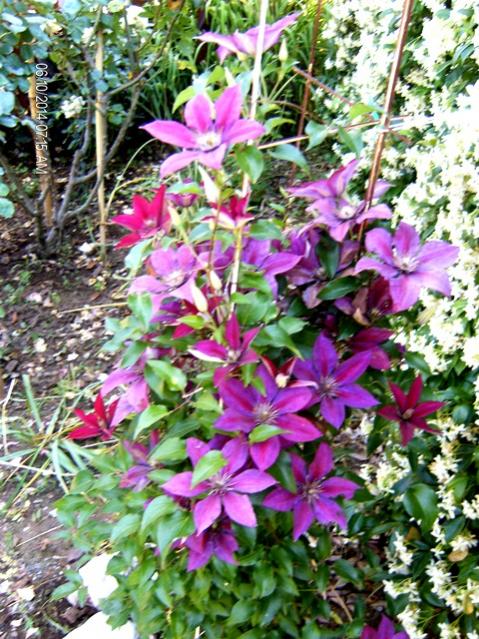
(263, 443), (359, 539)
(185, 518), (239, 571)
(166, 179), (199, 208)
(215, 365), (321, 470)
(111, 186), (171, 249)
(130, 244), (199, 307)
(189, 313), (260, 385)
(141, 85), (264, 178)
(197, 13), (300, 62)
(70, 393), (118, 440)
(162, 437), (276, 533)
(242, 238), (301, 296)
(289, 160), (391, 242)
(361, 615), (409, 639)
(378, 376), (443, 446)
(355, 223), (459, 311)
(348, 327), (393, 371)
(294, 333), (377, 428)
(287, 230), (358, 308)
(204, 194), (253, 230)
(335, 277), (393, 325)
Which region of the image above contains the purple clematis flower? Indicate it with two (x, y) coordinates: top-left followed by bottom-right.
(120, 432), (160, 491)
(242, 238), (301, 297)
(287, 230), (358, 308)
(130, 244), (199, 307)
(215, 365), (321, 470)
(141, 85), (264, 178)
(361, 615), (409, 639)
(289, 160), (391, 242)
(111, 186), (171, 249)
(185, 518), (239, 571)
(197, 13), (300, 62)
(355, 222), (459, 311)
(70, 393), (118, 440)
(263, 443), (359, 539)
(162, 437), (276, 533)
(189, 313), (260, 385)
(294, 333), (377, 428)
(378, 376), (443, 445)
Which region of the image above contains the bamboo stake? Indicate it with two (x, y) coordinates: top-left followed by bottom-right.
(95, 28), (108, 258)
(28, 75), (54, 228)
(363, 0), (415, 212)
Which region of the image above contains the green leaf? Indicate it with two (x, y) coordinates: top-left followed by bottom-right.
(191, 450), (227, 486)
(250, 219), (284, 241)
(227, 600), (254, 626)
(338, 126), (363, 157)
(173, 86), (196, 112)
(269, 143), (307, 168)
(318, 276), (358, 301)
(156, 511), (194, 557)
(404, 352), (430, 376)
(128, 293), (153, 327)
(305, 121), (328, 149)
(334, 559), (363, 586)
(249, 424), (285, 443)
(134, 404), (168, 438)
(141, 495), (176, 532)
(349, 102), (378, 120)
(110, 513), (141, 543)
(0, 197), (14, 218)
(146, 360), (187, 391)
(403, 483), (438, 532)
(150, 437), (187, 463)
(257, 323), (302, 357)
(235, 147), (264, 183)
(51, 581), (79, 600)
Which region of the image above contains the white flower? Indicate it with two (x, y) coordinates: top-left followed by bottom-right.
(60, 96), (85, 119)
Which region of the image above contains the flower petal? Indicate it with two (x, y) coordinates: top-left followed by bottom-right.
(194, 494), (222, 533)
(310, 442), (333, 479)
(313, 496), (347, 528)
(162, 471), (204, 497)
(250, 438), (281, 470)
(231, 469), (277, 493)
(214, 85), (242, 130)
(277, 414), (321, 442)
(320, 397), (345, 428)
(160, 151), (200, 178)
(293, 501), (315, 540)
(364, 228), (394, 263)
(184, 94), (214, 133)
(263, 487), (297, 511)
(223, 492), (256, 527)
(141, 120), (196, 147)
(321, 477), (359, 499)
(223, 119), (265, 145)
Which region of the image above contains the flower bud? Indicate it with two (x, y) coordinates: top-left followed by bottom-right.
(448, 548), (468, 562)
(191, 284), (208, 313)
(279, 39), (288, 62)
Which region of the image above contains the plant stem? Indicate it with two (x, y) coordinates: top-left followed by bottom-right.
(95, 28), (108, 260)
(230, 0), (269, 299)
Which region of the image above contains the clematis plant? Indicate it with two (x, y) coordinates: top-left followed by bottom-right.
(57, 11), (459, 639)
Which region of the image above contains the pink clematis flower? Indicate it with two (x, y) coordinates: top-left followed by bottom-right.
(263, 443), (359, 539)
(289, 160), (391, 242)
(162, 437), (276, 533)
(189, 313), (260, 385)
(361, 615), (409, 639)
(197, 13), (300, 62)
(185, 518), (239, 571)
(378, 376), (443, 445)
(70, 393), (118, 440)
(215, 365), (321, 470)
(355, 222), (459, 311)
(111, 186), (171, 249)
(348, 327), (394, 371)
(120, 432), (160, 491)
(141, 85), (264, 178)
(204, 194), (253, 230)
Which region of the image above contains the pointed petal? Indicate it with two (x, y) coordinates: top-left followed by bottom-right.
(190, 340), (228, 362)
(365, 228), (394, 263)
(263, 487), (297, 511)
(214, 85), (242, 130)
(222, 436), (249, 473)
(215, 410), (254, 433)
(313, 496), (347, 528)
(250, 438), (281, 470)
(377, 615), (396, 639)
(293, 501), (315, 540)
(160, 151), (200, 178)
(141, 120), (196, 147)
(197, 144), (227, 170)
(336, 383), (377, 409)
(389, 274), (422, 311)
(407, 376), (423, 407)
(394, 222), (421, 259)
(184, 94), (214, 133)
(68, 424), (101, 440)
(389, 383), (408, 413)
(321, 477), (359, 499)
(335, 352), (371, 384)
(320, 397), (345, 428)
(186, 437), (211, 465)
(231, 469), (277, 493)
(219, 379), (256, 414)
(194, 494), (222, 533)
(277, 414), (321, 443)
(355, 257), (397, 279)
(418, 240), (458, 268)
(328, 159), (359, 195)
(290, 452), (307, 483)
(378, 405), (400, 421)
(225, 314), (241, 351)
(413, 269), (452, 297)
(274, 387), (312, 414)
(310, 442), (333, 479)
(413, 401), (444, 418)
(223, 492), (256, 527)
(162, 471), (204, 497)
(313, 333), (338, 377)
(223, 119), (265, 145)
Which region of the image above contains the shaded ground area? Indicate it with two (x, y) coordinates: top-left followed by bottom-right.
(0, 203), (128, 638)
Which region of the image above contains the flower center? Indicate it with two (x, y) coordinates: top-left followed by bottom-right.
(392, 250), (418, 273)
(301, 480), (322, 504)
(315, 266), (326, 279)
(337, 203), (357, 220)
(197, 131), (221, 151)
(162, 269), (185, 288)
(210, 473), (231, 495)
(253, 401), (278, 425)
(226, 348), (241, 362)
(402, 408), (414, 420)
(320, 375), (338, 398)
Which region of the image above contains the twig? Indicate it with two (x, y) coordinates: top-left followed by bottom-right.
(0, 459), (58, 476)
(57, 302), (127, 315)
(16, 524), (64, 547)
(1, 379), (16, 456)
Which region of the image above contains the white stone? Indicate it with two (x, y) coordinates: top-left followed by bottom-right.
(62, 612), (136, 639)
(67, 554), (118, 608)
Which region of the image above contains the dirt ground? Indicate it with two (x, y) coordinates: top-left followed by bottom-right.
(0, 206), (126, 638)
